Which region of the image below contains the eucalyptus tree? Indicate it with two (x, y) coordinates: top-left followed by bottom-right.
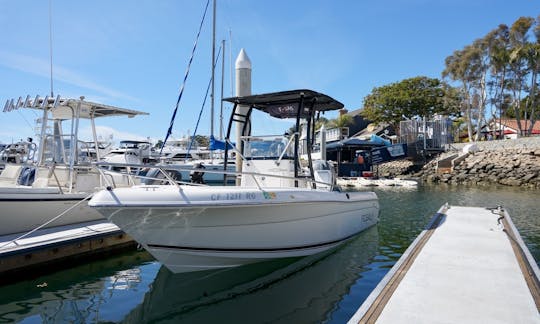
(361, 76), (458, 135)
(443, 45), (481, 141)
(447, 16), (539, 139)
(507, 16), (535, 135)
(444, 49), (468, 139)
(523, 15), (540, 135)
(443, 33), (496, 142)
(486, 24), (510, 138)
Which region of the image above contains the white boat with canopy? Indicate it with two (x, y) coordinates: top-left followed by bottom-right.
(89, 89), (380, 273)
(0, 95), (148, 236)
(102, 140), (156, 168)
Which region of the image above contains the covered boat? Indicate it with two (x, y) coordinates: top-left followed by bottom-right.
(89, 89), (380, 272)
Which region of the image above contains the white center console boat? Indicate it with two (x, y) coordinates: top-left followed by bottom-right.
(89, 90), (380, 273)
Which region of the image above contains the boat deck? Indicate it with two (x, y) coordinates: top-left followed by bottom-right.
(0, 220), (135, 284)
(349, 204), (540, 323)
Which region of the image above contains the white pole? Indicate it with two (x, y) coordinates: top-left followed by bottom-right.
(235, 48), (251, 184)
(320, 124), (327, 161)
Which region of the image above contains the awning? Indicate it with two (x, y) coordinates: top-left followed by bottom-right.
(223, 89), (344, 119)
(326, 138), (383, 151)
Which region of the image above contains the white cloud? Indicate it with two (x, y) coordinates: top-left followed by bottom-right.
(0, 50), (139, 103)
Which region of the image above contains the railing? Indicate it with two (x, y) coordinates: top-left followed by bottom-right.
(93, 162), (337, 192)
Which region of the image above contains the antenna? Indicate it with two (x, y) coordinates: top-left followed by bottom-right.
(48, 0), (54, 97)
(229, 28), (233, 97)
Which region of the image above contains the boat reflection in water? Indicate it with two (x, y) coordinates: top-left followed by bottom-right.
(123, 226), (379, 323)
(0, 251), (155, 323)
(0, 227), (378, 323)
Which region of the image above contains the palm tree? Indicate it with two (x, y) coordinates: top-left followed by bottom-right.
(315, 116), (330, 130)
(329, 114), (353, 128)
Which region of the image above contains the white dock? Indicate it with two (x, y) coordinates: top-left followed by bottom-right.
(349, 204), (540, 323)
(0, 220), (135, 283)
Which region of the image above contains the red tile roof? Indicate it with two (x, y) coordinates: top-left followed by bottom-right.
(498, 119), (540, 134)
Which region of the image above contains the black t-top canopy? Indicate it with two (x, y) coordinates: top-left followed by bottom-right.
(223, 89), (344, 119)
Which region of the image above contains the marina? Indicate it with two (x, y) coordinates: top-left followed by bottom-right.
(0, 1), (538, 323)
(0, 185), (539, 323)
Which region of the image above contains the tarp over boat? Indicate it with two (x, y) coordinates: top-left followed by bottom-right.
(209, 135), (234, 150)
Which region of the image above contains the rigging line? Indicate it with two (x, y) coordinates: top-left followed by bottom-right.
(160, 0), (211, 155)
(16, 109), (36, 132)
(186, 44), (222, 161)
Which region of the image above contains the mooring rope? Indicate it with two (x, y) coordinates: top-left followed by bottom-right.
(160, 0), (212, 155)
(0, 193), (94, 250)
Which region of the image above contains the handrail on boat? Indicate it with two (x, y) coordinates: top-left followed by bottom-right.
(277, 134), (296, 166)
(223, 138), (264, 189)
(48, 163), (64, 195)
(93, 162), (337, 191)
(224, 138), (247, 164)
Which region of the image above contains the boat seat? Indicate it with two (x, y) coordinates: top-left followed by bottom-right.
(0, 164), (23, 185)
(32, 167), (74, 189)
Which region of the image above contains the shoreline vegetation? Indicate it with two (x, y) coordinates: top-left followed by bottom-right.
(376, 138), (540, 189)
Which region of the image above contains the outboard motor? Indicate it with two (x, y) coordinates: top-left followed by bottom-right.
(190, 162), (205, 184)
(17, 166), (36, 186)
(312, 160), (335, 190)
(142, 168), (183, 185)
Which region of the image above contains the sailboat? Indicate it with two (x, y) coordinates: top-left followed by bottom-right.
(89, 89), (380, 273)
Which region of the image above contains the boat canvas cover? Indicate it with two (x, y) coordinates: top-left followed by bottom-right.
(209, 135), (234, 150)
(223, 89), (344, 119)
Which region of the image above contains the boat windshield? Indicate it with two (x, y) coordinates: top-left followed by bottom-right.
(242, 135), (293, 159)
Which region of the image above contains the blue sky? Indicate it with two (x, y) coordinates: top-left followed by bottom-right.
(0, 0), (538, 145)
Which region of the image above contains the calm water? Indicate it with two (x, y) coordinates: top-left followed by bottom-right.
(1, 185), (540, 323)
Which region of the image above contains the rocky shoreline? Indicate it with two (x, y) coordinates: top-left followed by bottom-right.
(376, 139), (540, 189)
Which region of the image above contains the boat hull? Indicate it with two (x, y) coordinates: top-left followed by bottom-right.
(0, 192), (103, 236)
(90, 186), (379, 272)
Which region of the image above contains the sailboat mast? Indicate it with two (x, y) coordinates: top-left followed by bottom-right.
(220, 38), (225, 139)
(210, 0), (216, 140)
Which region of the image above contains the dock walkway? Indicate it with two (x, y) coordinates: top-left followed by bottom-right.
(0, 220), (135, 283)
(349, 205), (540, 323)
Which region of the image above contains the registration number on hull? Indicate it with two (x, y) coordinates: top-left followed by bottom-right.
(210, 192), (257, 201)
